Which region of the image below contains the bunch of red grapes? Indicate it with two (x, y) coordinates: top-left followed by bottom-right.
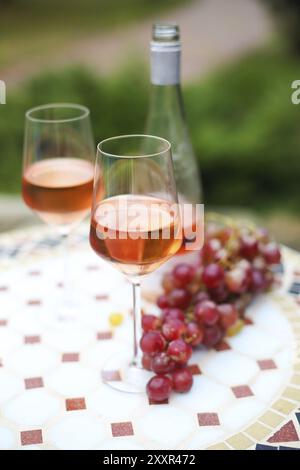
(140, 222), (282, 403)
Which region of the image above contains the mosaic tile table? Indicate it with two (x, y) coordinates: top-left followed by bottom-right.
(0, 225), (299, 450)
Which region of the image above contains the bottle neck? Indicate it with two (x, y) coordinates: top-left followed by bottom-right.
(150, 41), (181, 86)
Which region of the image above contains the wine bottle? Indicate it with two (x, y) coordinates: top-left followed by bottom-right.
(145, 23), (203, 254)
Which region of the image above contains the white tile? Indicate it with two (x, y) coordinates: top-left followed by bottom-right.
(274, 348), (294, 369)
(3, 390), (60, 425)
(251, 370), (288, 403)
(44, 327), (94, 352)
(96, 438), (144, 450)
(179, 427), (226, 450)
(228, 326), (282, 359)
(46, 364), (99, 396)
(48, 413), (106, 450)
(0, 370), (24, 404)
(10, 314), (43, 335)
(137, 406), (195, 448)
(6, 345), (58, 376)
(246, 297), (293, 343)
(83, 340), (128, 369)
(171, 375), (232, 412)
(219, 397), (266, 431)
(201, 351), (259, 386)
(0, 426), (15, 449)
(87, 385), (143, 420)
(0, 329), (22, 355)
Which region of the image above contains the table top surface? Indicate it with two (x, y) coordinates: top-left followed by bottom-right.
(0, 225), (299, 450)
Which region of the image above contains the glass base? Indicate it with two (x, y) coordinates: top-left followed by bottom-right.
(102, 351), (151, 394)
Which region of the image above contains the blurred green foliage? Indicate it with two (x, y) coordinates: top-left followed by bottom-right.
(0, 0), (189, 67)
(1, 49), (300, 212)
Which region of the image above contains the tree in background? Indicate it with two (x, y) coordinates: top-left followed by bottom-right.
(263, 0), (300, 54)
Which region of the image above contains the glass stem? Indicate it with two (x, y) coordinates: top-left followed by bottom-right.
(59, 231), (74, 319)
(131, 280), (142, 367)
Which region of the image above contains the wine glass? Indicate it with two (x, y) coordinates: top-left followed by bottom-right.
(22, 103), (95, 321)
(90, 134), (182, 393)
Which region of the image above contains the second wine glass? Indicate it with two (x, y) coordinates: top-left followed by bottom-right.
(22, 103), (95, 321)
(90, 134), (182, 393)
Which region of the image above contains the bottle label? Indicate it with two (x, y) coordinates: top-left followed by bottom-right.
(151, 42), (181, 86)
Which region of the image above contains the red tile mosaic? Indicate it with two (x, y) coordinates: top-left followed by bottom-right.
(101, 370), (121, 381)
(25, 377), (44, 389)
(28, 270), (41, 276)
(0, 286), (8, 292)
(244, 317), (253, 325)
(111, 421), (134, 437)
(57, 282), (64, 288)
(27, 299), (42, 306)
(62, 353), (79, 362)
(214, 341), (231, 352)
(0, 319), (7, 326)
(97, 331), (113, 340)
(232, 385), (254, 398)
(148, 398), (169, 405)
(24, 335), (41, 344)
(0, 359), (3, 367)
(188, 364), (201, 375)
(20, 429), (43, 446)
(257, 359), (277, 370)
(95, 294), (109, 301)
(197, 413), (220, 426)
(66, 397), (86, 411)
(268, 420), (299, 443)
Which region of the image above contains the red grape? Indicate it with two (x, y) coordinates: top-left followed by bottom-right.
(162, 273), (175, 293)
(151, 352), (176, 374)
(202, 263), (224, 289)
(142, 354), (152, 371)
(225, 267), (249, 294)
(239, 235), (258, 260)
(218, 303), (238, 329)
(157, 294), (170, 309)
(192, 291), (210, 305)
(172, 368), (193, 393)
(162, 308), (185, 322)
(202, 238), (222, 263)
(185, 322), (204, 346)
(167, 339), (193, 365)
(140, 331), (166, 356)
(162, 319), (187, 341)
(261, 242), (281, 265)
(142, 314), (160, 332)
(203, 325), (223, 348)
(146, 375), (172, 403)
(216, 227), (233, 243)
(208, 283), (229, 303)
(168, 288), (191, 310)
(194, 300), (219, 326)
(173, 263), (195, 287)
(253, 256), (267, 270)
(250, 269), (266, 292)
